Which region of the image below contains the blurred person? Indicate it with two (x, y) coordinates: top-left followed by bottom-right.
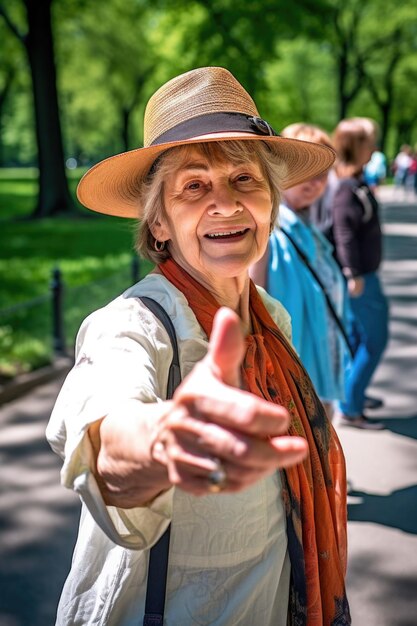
(309, 167), (339, 247)
(406, 148), (417, 196)
(312, 118), (383, 243)
(311, 118), (386, 411)
(46, 67), (350, 625)
(393, 144), (412, 194)
(331, 117), (389, 429)
(361, 120), (386, 193)
(250, 123), (350, 422)
(364, 149), (387, 192)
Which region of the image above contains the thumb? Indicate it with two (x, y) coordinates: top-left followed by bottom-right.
(207, 307), (245, 388)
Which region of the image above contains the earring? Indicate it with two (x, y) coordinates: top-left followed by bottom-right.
(154, 239), (166, 252)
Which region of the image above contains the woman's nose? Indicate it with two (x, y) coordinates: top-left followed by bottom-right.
(207, 185), (243, 216)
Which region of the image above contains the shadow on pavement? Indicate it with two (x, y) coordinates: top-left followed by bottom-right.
(348, 484), (417, 534)
(0, 505), (79, 626)
(384, 235), (417, 261)
(0, 387), (81, 626)
(381, 204), (417, 222)
(379, 414), (417, 440)
(348, 550), (417, 626)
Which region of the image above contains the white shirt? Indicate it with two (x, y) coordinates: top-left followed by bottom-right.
(46, 274), (293, 626)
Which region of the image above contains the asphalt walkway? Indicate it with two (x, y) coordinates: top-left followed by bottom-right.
(337, 185), (417, 626)
(0, 185), (416, 626)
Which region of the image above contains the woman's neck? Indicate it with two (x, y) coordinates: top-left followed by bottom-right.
(209, 278), (252, 334)
(197, 273), (252, 334)
(153, 262), (253, 333)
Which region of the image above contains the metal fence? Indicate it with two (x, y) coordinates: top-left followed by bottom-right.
(0, 256), (141, 377)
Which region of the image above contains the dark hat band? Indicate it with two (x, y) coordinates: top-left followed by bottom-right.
(150, 112), (279, 146)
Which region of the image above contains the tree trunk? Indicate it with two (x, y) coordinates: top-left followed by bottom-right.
(121, 107), (130, 153)
(337, 48), (349, 120)
(24, 0), (74, 217)
(379, 104), (390, 154)
(0, 68), (14, 166)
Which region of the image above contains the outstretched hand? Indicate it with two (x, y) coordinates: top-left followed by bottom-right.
(152, 307), (308, 495)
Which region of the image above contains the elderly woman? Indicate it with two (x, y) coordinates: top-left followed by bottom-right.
(47, 67), (350, 625)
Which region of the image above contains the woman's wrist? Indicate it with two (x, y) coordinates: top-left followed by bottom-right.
(88, 402), (172, 508)
(347, 276), (364, 296)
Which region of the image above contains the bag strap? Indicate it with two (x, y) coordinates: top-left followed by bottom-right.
(138, 297), (181, 626)
(280, 229), (354, 359)
(139, 296), (181, 397)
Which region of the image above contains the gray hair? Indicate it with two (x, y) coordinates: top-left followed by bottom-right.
(135, 140), (285, 264)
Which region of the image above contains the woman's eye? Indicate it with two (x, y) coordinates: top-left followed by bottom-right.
(236, 174), (252, 183)
(185, 181), (202, 190)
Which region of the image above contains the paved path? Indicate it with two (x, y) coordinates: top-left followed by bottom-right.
(0, 185), (416, 625)
(337, 185), (417, 626)
(0, 374), (80, 626)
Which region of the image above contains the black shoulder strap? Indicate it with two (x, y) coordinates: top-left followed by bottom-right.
(280, 229), (354, 359)
(138, 297), (181, 626)
(139, 296), (181, 397)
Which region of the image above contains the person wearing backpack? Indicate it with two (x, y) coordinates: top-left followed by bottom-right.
(331, 118), (389, 430)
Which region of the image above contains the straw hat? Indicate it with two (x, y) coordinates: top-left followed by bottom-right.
(77, 66), (335, 218)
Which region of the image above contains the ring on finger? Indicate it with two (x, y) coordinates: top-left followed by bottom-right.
(207, 458), (227, 493)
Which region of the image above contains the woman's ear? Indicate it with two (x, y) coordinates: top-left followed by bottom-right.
(150, 217), (171, 242)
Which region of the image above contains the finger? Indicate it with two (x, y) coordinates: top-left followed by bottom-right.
(163, 463), (228, 496)
(175, 389), (290, 437)
(155, 425), (309, 496)
(206, 307), (245, 388)
(162, 436), (308, 496)
(153, 431), (221, 473)
(163, 415), (300, 473)
(269, 436), (309, 467)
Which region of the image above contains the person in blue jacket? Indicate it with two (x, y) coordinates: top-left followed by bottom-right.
(250, 123), (350, 421)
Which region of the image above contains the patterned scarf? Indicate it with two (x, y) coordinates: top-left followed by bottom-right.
(159, 258), (351, 625)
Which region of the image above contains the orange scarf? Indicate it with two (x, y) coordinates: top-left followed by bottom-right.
(159, 258), (350, 625)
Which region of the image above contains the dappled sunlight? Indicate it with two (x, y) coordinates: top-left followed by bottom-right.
(0, 380), (80, 626)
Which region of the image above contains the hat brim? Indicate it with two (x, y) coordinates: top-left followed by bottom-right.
(77, 133), (335, 218)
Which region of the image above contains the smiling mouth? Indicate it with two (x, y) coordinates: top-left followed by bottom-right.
(205, 228), (249, 240)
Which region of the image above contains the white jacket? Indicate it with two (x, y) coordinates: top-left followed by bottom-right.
(47, 273), (292, 626)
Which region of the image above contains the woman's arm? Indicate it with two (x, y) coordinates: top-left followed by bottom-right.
(88, 308), (307, 505)
(332, 183), (363, 275)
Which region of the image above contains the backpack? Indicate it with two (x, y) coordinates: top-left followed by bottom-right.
(310, 172), (375, 246)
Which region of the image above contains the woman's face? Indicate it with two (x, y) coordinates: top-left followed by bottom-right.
(152, 147), (273, 284)
(283, 172), (328, 211)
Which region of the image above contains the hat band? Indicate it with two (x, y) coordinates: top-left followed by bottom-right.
(150, 112), (278, 146)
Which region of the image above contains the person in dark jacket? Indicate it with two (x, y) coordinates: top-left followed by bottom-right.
(332, 117), (389, 429)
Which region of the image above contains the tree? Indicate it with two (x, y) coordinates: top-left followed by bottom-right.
(325, 0), (417, 136)
(153, 0), (330, 98)
(65, 0), (156, 153)
(0, 25), (19, 166)
(258, 38), (337, 133)
(359, 1), (417, 152)
(387, 57), (417, 152)
(0, 0), (74, 217)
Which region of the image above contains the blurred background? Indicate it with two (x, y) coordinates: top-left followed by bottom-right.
(1, 0), (417, 379)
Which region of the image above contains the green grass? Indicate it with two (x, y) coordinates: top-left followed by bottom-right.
(0, 170), (152, 379)
(0, 167), (89, 220)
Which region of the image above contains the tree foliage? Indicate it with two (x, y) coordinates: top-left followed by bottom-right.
(1, 0), (417, 205)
